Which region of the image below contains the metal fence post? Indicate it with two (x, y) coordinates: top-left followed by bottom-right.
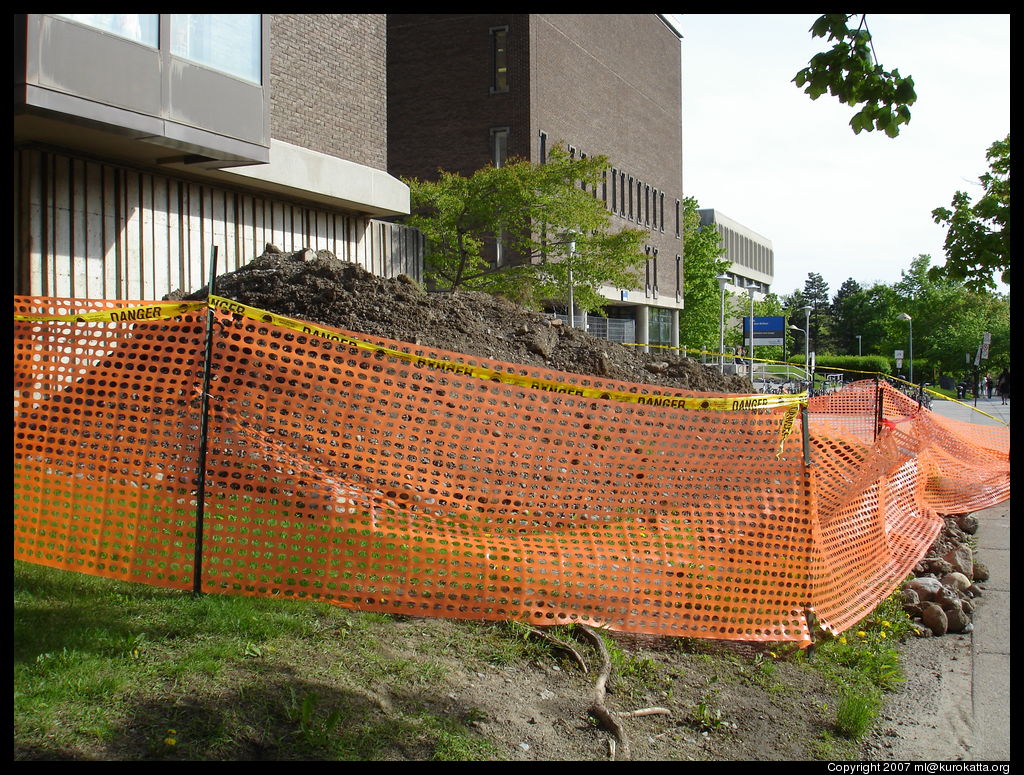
(192, 245), (219, 596)
(801, 399), (816, 654)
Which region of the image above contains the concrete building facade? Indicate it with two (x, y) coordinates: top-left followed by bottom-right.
(387, 13), (685, 349)
(698, 208), (774, 298)
(14, 14), (420, 301)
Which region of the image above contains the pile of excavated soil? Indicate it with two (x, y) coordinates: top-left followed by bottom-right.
(171, 245), (751, 394)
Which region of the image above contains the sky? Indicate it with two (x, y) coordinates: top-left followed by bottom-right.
(667, 13), (1010, 299)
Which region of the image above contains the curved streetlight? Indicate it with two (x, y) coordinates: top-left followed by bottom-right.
(855, 334), (862, 357)
(716, 273), (730, 373)
(800, 305), (812, 389)
(746, 282), (758, 384)
(897, 312), (913, 384)
(787, 324), (802, 387)
(566, 230), (578, 328)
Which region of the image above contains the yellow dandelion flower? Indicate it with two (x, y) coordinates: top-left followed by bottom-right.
(879, 630), (887, 638)
(164, 737), (177, 747)
(882, 620), (891, 628)
(839, 635), (847, 644)
(857, 631), (867, 638)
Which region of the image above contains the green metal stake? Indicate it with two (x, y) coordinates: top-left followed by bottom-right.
(192, 245), (219, 596)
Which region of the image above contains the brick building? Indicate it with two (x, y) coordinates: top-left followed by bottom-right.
(14, 14), (419, 301)
(387, 14), (685, 349)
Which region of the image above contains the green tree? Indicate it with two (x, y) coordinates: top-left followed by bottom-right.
(830, 278), (868, 355)
(802, 272), (832, 354)
(678, 197), (728, 350)
(794, 13), (917, 138)
(890, 254), (1009, 378)
(931, 134), (1011, 292)
(404, 146), (649, 312)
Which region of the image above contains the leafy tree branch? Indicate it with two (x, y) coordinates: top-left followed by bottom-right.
(794, 13), (916, 138)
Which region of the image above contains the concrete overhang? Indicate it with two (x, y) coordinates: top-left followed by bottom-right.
(198, 139), (411, 218)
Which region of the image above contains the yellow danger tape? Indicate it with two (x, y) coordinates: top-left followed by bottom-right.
(14, 301), (206, 323)
(209, 295), (808, 413)
(13, 294), (808, 416)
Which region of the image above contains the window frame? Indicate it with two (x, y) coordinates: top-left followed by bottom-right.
(490, 26), (509, 93)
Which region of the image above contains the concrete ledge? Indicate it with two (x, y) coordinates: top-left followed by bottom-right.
(216, 139), (410, 217)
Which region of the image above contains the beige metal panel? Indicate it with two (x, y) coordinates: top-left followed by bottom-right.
(101, 163), (119, 298)
(16, 148), (421, 301)
(53, 155), (73, 296)
(83, 158), (106, 297)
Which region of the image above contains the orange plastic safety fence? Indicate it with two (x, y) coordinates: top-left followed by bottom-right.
(13, 297), (1010, 644)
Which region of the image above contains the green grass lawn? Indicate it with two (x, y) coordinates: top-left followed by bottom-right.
(13, 560), (501, 761)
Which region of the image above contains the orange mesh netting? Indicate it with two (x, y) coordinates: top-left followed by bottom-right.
(13, 296), (1010, 644)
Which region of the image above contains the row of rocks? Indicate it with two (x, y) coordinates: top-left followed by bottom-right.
(900, 514), (988, 637)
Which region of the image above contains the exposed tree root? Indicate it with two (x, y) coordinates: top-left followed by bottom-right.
(526, 626), (589, 673)
(619, 707), (671, 718)
(577, 624), (630, 760)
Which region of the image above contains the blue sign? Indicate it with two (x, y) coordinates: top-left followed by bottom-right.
(743, 316), (785, 346)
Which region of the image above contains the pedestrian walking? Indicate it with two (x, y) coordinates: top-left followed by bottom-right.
(997, 370), (1009, 405)
(985, 373), (994, 399)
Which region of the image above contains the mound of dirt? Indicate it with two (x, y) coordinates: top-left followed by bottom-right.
(171, 245), (751, 394)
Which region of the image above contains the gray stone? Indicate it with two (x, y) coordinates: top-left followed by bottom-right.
(942, 545), (974, 578)
(972, 561), (990, 582)
(911, 622), (933, 637)
(944, 601), (971, 633)
(906, 576), (943, 602)
(954, 513), (979, 534)
(940, 572), (972, 592)
(935, 585), (962, 610)
(901, 588), (920, 606)
(920, 602), (948, 636)
(923, 557), (955, 575)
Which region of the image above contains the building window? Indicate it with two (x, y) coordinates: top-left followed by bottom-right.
(619, 173), (626, 216)
(610, 169), (617, 212)
(58, 14), (159, 47)
(538, 131), (547, 164)
(675, 199), (681, 238)
(491, 27), (509, 92)
(628, 177), (634, 220)
(491, 127), (509, 168)
(636, 180), (643, 223)
(171, 14), (262, 84)
(492, 127), (509, 265)
(645, 185), (651, 226)
(660, 192), (665, 232)
(675, 255), (682, 302)
(649, 308), (673, 348)
(652, 247), (659, 296)
(601, 170), (607, 204)
(644, 246), (652, 297)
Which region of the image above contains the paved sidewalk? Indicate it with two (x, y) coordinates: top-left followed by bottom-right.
(929, 394), (1010, 761)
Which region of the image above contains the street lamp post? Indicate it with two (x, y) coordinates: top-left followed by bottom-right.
(787, 324), (802, 387)
(567, 233), (577, 328)
(855, 334), (862, 357)
(897, 313), (913, 384)
(716, 274), (730, 373)
(800, 305), (812, 390)
(746, 283), (757, 385)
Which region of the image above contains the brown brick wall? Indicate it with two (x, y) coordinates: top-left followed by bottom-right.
(386, 13), (685, 305)
(269, 14), (388, 171)
(387, 14), (531, 180)
(529, 14), (684, 300)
